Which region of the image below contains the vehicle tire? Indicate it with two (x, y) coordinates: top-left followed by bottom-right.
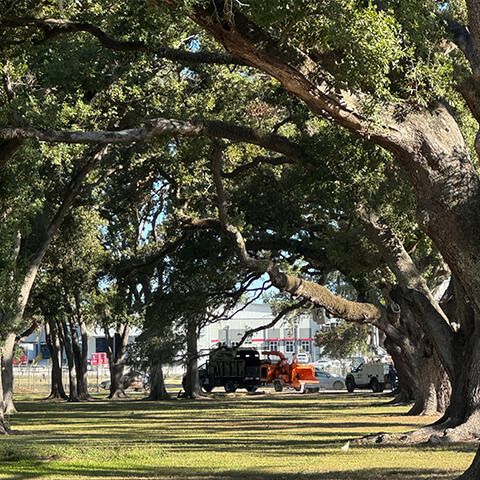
(371, 377), (381, 392)
(245, 386), (257, 392)
(306, 388), (319, 394)
(224, 380), (237, 393)
(273, 380), (283, 392)
(333, 381), (344, 390)
(378, 382), (385, 393)
(202, 384), (213, 393)
(346, 376), (355, 393)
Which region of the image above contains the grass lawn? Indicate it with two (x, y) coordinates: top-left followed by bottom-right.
(0, 391), (475, 480)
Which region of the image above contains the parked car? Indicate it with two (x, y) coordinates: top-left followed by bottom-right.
(296, 353), (311, 364)
(100, 379), (111, 390)
(315, 368), (346, 390)
(304, 368), (346, 392)
(99, 371), (145, 391)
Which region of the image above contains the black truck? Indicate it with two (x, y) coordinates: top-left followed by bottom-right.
(199, 348), (262, 393)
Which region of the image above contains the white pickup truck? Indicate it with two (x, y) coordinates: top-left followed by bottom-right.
(345, 361), (390, 392)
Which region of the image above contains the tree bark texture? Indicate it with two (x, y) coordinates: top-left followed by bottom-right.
(59, 321), (79, 402)
(1, 333), (17, 414)
(147, 363), (170, 401)
(105, 324), (130, 399)
(383, 301), (450, 416)
(44, 318), (67, 400)
(183, 319), (201, 399)
(457, 447), (480, 480)
(70, 317), (90, 400)
(356, 209), (453, 415)
(0, 368), (8, 435)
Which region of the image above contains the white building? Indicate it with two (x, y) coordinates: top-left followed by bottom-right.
(199, 303), (325, 362)
(20, 326), (142, 365)
(20, 304), (344, 367)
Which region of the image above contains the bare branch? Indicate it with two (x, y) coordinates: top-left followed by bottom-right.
(444, 18), (474, 66)
(16, 319), (40, 343)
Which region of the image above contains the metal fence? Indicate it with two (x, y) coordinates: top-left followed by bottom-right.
(13, 365), (111, 394)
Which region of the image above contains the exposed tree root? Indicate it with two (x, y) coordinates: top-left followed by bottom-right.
(357, 416), (480, 446)
(0, 421), (10, 435)
(44, 393), (68, 401)
(3, 405), (17, 415)
(108, 390), (129, 400)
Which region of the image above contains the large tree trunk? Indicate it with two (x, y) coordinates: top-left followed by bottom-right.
(59, 320), (79, 402)
(1, 321), (40, 414)
(1, 332), (17, 414)
(108, 361), (126, 399)
(434, 323), (480, 442)
(408, 338), (451, 417)
(0, 368), (9, 435)
(387, 288), (451, 416)
(70, 317), (91, 400)
(147, 363), (170, 400)
(385, 328), (450, 417)
(383, 335), (418, 404)
(105, 323), (130, 399)
(44, 318), (67, 400)
(182, 319), (201, 399)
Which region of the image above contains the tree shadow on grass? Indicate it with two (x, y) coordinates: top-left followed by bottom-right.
(0, 464), (462, 480)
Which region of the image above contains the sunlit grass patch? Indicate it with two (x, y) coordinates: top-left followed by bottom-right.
(0, 391), (475, 479)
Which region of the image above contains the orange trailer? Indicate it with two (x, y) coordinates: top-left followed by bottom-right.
(260, 351), (318, 392)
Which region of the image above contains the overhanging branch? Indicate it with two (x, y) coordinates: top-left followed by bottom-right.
(0, 118), (307, 162)
(2, 16), (247, 66)
(209, 146), (386, 325)
(186, 0), (407, 153)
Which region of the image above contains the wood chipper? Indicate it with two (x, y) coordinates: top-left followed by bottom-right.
(260, 351), (318, 392)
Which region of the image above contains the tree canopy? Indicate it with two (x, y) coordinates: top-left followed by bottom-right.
(3, 1), (480, 478)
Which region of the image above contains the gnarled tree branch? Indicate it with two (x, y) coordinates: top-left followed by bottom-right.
(0, 117), (307, 162)
(1, 16), (247, 66)
(209, 145), (386, 325)
(185, 1), (410, 154)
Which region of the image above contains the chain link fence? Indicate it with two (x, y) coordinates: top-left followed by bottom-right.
(13, 365), (111, 394)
